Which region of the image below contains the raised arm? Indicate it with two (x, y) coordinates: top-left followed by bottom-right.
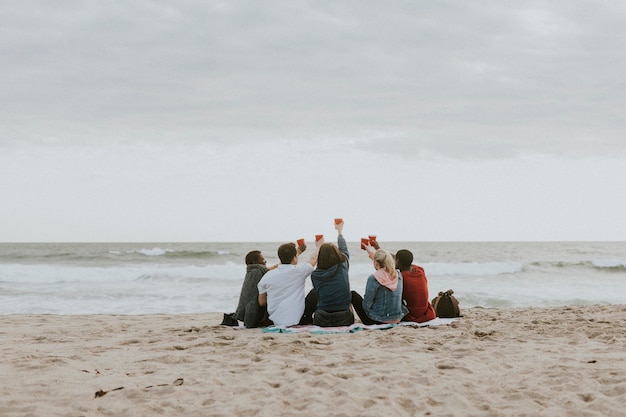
(335, 220), (349, 259)
(306, 238), (323, 267)
(365, 244), (376, 260)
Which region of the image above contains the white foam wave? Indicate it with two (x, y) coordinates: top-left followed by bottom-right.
(592, 259), (626, 268)
(422, 262), (523, 276)
(136, 247), (172, 257)
(0, 262), (244, 284)
(1, 254), (625, 314)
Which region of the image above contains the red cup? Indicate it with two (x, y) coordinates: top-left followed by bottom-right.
(334, 218), (343, 225)
(369, 235), (377, 245)
(361, 238), (369, 250)
(315, 234), (324, 242)
(296, 238), (305, 247)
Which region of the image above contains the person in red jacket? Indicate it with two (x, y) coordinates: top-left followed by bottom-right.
(395, 249), (436, 323)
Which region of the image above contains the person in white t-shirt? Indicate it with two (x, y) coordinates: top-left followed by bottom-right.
(258, 239), (322, 327)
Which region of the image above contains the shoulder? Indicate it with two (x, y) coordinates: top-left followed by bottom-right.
(247, 264), (267, 275)
(366, 274), (380, 286)
(402, 266), (425, 279)
(259, 268), (277, 282)
(411, 264), (425, 273)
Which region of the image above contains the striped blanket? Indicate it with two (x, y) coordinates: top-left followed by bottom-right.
(261, 317), (456, 334)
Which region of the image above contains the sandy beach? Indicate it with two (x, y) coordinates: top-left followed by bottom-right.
(1, 305), (625, 417)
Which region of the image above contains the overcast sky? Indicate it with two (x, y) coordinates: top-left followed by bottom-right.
(1, 1), (625, 242)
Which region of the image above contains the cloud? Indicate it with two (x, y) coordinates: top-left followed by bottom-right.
(1, 2), (625, 241)
(2, 1), (625, 157)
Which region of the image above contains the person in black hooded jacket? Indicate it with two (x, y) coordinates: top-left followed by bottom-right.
(310, 220), (354, 327)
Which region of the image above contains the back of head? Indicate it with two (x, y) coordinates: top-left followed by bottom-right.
(245, 250), (262, 265)
(317, 243), (346, 270)
(395, 249), (413, 271)
(277, 243), (297, 264)
(374, 249), (397, 279)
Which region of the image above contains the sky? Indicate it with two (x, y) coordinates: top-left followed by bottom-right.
(1, 1), (625, 242)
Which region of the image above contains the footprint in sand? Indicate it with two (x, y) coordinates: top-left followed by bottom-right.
(435, 362), (473, 374)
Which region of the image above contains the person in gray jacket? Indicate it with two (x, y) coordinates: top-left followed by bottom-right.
(230, 250), (277, 327)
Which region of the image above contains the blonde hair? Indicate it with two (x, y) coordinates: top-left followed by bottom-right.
(373, 249), (397, 279)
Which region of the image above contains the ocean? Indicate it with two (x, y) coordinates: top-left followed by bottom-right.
(1, 241), (625, 315)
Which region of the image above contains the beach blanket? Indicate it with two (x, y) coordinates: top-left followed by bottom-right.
(260, 317), (456, 334)
(398, 317), (457, 327)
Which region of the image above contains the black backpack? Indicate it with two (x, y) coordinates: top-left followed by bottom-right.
(431, 289), (461, 318)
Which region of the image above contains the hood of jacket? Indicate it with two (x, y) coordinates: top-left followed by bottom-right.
(312, 262), (345, 280)
(246, 264), (268, 274)
(373, 268), (399, 291)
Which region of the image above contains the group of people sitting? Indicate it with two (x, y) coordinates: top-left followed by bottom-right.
(223, 220), (436, 328)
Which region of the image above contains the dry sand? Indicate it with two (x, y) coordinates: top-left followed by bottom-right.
(1, 305), (625, 417)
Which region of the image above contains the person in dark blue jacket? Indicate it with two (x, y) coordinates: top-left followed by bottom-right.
(310, 220), (354, 327)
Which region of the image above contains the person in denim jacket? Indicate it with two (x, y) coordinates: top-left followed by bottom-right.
(351, 247), (408, 325)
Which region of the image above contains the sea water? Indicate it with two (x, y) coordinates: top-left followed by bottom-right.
(1, 241), (625, 315)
